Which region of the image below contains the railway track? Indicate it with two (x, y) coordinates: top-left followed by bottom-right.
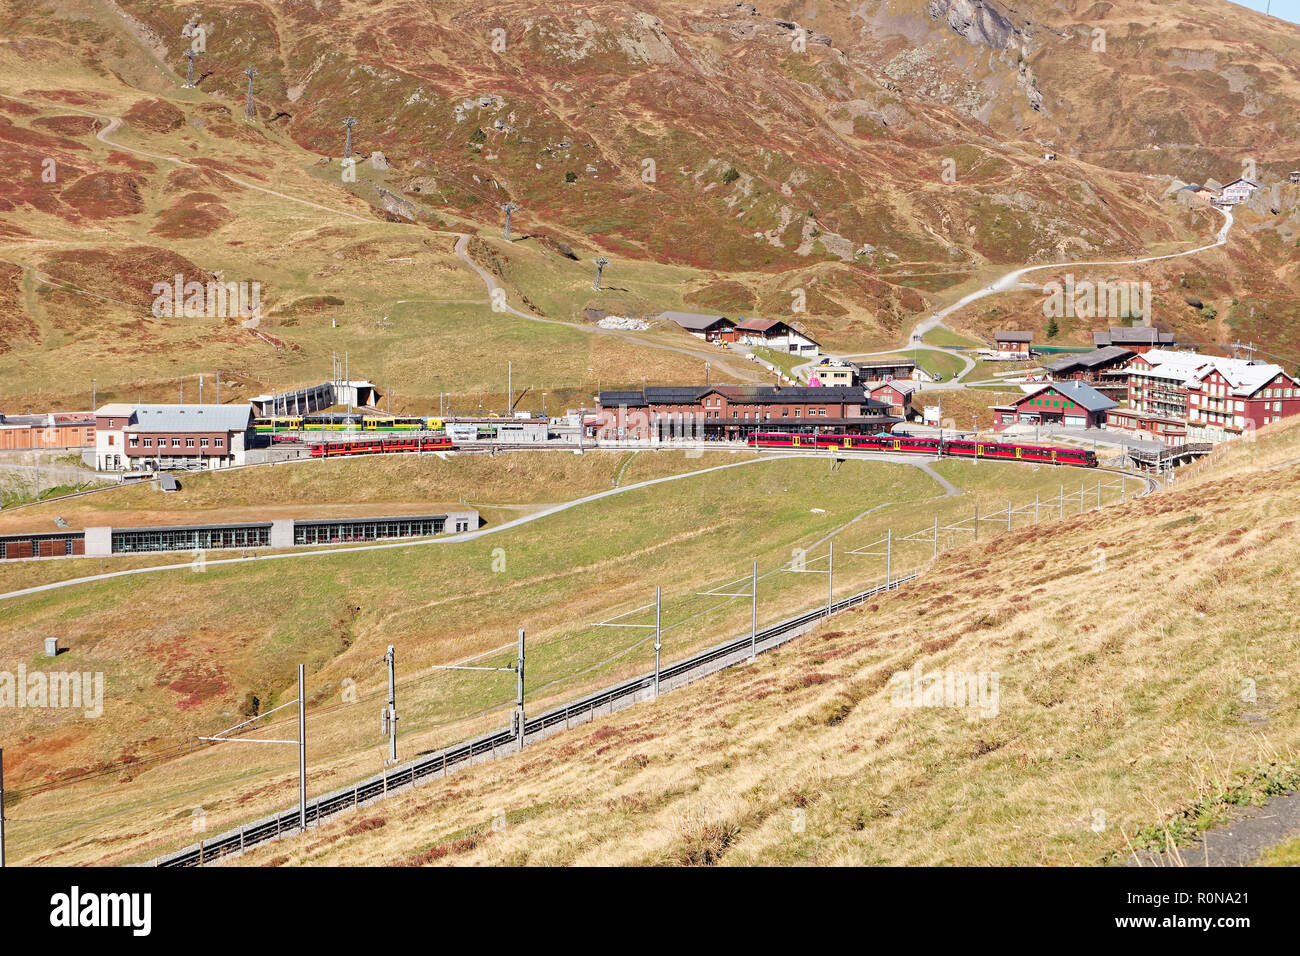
(152, 464), (1157, 867)
(152, 572), (919, 867)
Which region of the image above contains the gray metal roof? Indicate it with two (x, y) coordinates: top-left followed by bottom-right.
(1043, 345), (1135, 372)
(127, 405), (252, 433)
(995, 330), (1034, 342)
(1043, 380), (1118, 412)
(1094, 327), (1174, 346)
(659, 311), (733, 331)
(598, 385), (881, 408)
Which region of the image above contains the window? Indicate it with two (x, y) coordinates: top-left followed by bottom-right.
(143, 438), (153, 447)
(186, 438), (195, 448)
(200, 438), (209, 447)
(129, 436), (139, 448)
(108, 434), (115, 446)
(214, 437), (224, 447)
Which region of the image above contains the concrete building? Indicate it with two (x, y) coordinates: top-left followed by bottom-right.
(733, 318), (820, 355)
(0, 412), (95, 450)
(94, 403), (253, 472)
(808, 360), (858, 387)
(992, 381), (1117, 431)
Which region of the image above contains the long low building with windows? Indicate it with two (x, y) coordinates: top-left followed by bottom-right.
(0, 510), (479, 561)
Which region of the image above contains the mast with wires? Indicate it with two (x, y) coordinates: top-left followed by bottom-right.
(502, 201), (520, 241)
(342, 117), (357, 160)
(243, 66), (258, 121)
(592, 256), (609, 291)
(182, 49), (199, 88)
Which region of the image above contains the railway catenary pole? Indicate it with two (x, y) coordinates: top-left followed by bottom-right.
(385, 645), (398, 765)
(1060, 483), (1065, 519)
(827, 540), (833, 615)
(886, 528), (892, 585)
(1079, 480), (1085, 514)
(1, 747), (6, 868)
(1007, 501), (1013, 531)
(750, 562), (759, 659)
(654, 587), (662, 698)
(515, 629), (525, 751)
(298, 664), (307, 831)
(932, 516), (938, 559)
(974, 503), (979, 542)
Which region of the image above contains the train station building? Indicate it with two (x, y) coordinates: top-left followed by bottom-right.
(94, 403), (253, 472)
(596, 385), (897, 440)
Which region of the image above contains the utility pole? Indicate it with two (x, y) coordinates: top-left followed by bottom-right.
(593, 256), (609, 291)
(199, 374), (204, 405)
(932, 516), (938, 559)
(1059, 483), (1065, 519)
(507, 361), (512, 414)
(502, 201), (520, 241)
(1007, 500), (1013, 531)
(91, 378), (96, 411)
(298, 664), (307, 831)
(183, 49), (199, 87)
(216, 370), (221, 404)
(243, 66), (258, 121)
(383, 645), (397, 764)
(1, 747), (6, 868)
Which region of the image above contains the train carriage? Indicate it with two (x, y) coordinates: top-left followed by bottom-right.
(746, 432), (1097, 467)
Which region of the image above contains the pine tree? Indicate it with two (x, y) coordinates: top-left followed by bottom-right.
(1046, 316), (1059, 339)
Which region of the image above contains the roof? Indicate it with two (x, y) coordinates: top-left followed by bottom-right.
(95, 403), (137, 418)
(1043, 345), (1135, 373)
(1137, 349), (1292, 397)
(856, 357), (916, 369)
(868, 381), (917, 396)
(1093, 327), (1175, 347)
(124, 405), (253, 433)
(995, 330), (1033, 343)
(598, 385), (883, 408)
(734, 318), (781, 332)
(658, 311), (734, 331)
(1015, 381), (1117, 413)
(1221, 178), (1260, 190)
(1050, 380), (1119, 412)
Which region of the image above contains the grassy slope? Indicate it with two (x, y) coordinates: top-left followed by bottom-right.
(227, 418), (1300, 867)
(1, 453), (1124, 864)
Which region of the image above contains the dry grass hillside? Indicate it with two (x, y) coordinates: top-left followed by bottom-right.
(235, 419), (1300, 866)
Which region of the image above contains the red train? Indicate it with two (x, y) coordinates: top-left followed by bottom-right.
(310, 436), (455, 458)
(746, 432), (1097, 467)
